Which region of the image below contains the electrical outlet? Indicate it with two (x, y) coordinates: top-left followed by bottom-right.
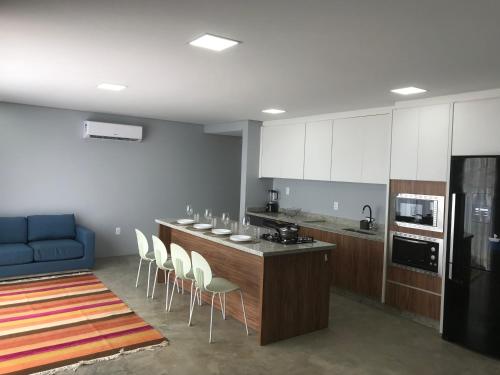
(115, 227), (121, 235)
(285, 187), (290, 196)
(333, 201), (339, 211)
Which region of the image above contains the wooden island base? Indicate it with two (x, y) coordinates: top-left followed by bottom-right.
(158, 224), (333, 345)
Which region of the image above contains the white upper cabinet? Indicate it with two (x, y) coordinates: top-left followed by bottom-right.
(417, 104), (451, 181)
(331, 114), (391, 184)
(361, 114), (392, 184)
(260, 125), (282, 178)
(259, 123), (305, 179)
(453, 97), (500, 156)
(260, 113), (391, 184)
(280, 123), (306, 179)
(390, 108), (419, 180)
(304, 120), (333, 181)
(331, 117), (365, 183)
(391, 104), (450, 182)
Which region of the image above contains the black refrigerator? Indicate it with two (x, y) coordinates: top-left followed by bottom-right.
(443, 156), (500, 358)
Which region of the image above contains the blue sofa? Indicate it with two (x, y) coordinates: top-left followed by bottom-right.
(0, 214), (95, 279)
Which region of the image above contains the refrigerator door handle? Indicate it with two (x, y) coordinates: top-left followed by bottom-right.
(449, 193), (456, 280)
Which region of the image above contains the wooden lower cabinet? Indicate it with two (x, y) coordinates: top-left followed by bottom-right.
(335, 235), (384, 300)
(299, 227), (384, 300)
(385, 282), (441, 320)
(385, 266), (442, 321)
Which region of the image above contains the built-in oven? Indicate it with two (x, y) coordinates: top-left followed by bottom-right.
(394, 193), (445, 233)
(390, 231), (443, 275)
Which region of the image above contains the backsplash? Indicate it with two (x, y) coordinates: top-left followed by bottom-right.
(272, 179), (387, 224)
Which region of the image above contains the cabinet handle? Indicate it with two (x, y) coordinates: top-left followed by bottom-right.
(449, 193), (456, 280)
(324, 253), (328, 262)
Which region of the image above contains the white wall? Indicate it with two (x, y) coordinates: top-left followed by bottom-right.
(0, 102), (242, 257)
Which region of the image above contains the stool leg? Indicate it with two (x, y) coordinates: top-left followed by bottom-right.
(146, 261), (152, 297)
(189, 287), (198, 326)
(218, 293), (225, 319)
(135, 258), (142, 288)
(239, 290), (249, 335)
(209, 292), (216, 343)
(151, 266), (159, 299)
(168, 277), (177, 312)
(165, 270), (171, 311)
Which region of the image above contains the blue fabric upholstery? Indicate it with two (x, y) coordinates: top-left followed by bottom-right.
(76, 225), (95, 267)
(0, 215), (95, 278)
(0, 217), (27, 244)
(0, 244), (34, 266)
(30, 239), (84, 262)
(28, 214), (76, 242)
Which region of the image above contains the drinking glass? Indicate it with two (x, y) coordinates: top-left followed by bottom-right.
(204, 209), (212, 223)
(186, 204), (193, 218)
(222, 212), (230, 227)
(193, 212), (200, 223)
(242, 215), (251, 233)
(231, 221), (239, 234)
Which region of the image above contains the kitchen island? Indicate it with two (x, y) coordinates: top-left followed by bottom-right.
(156, 219), (336, 345)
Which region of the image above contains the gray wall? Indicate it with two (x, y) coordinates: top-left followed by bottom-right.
(204, 120), (272, 218)
(0, 102), (241, 257)
(239, 121), (272, 218)
(273, 179), (387, 223)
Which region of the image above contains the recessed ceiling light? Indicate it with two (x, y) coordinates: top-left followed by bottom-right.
(391, 86), (427, 95)
(262, 108), (286, 114)
(97, 83), (127, 91)
(189, 34), (240, 51)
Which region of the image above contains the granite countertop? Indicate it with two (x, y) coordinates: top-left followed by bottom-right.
(246, 210), (385, 243)
(155, 218), (336, 257)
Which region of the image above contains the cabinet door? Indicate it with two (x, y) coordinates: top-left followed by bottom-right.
(453, 97), (500, 156)
(280, 123), (305, 179)
(260, 126), (282, 178)
(304, 120), (333, 181)
(354, 239), (384, 300)
(361, 114), (391, 184)
(417, 104), (450, 181)
(390, 107), (419, 180)
(332, 235), (356, 291)
(331, 117), (364, 183)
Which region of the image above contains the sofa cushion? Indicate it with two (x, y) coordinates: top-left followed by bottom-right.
(28, 214), (76, 242)
(30, 239), (84, 262)
(0, 243), (34, 266)
(0, 217), (27, 244)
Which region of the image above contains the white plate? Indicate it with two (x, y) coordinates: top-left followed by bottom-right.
(211, 228), (232, 235)
(177, 218), (195, 225)
(230, 234), (252, 242)
(193, 223), (213, 230)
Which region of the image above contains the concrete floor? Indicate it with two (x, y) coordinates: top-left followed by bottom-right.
(62, 256), (500, 375)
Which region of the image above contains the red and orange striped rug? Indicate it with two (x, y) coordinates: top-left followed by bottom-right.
(0, 272), (166, 374)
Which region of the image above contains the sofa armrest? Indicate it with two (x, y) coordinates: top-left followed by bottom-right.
(76, 225), (95, 267)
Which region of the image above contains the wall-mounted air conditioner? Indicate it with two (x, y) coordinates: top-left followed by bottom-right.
(83, 121), (143, 141)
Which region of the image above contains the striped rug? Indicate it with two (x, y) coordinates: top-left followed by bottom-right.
(0, 272), (166, 375)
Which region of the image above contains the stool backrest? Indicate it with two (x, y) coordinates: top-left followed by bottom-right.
(135, 229), (149, 259)
(170, 243), (192, 278)
(151, 235), (168, 268)
(191, 251), (212, 291)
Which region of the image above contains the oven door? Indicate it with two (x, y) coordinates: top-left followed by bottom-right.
(391, 232), (441, 274)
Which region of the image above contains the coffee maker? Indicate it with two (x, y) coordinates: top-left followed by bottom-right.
(266, 189), (279, 213)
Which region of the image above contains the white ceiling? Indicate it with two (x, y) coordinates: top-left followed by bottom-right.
(1, 0), (500, 125)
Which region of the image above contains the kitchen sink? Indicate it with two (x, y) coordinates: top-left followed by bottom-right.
(342, 228), (376, 236)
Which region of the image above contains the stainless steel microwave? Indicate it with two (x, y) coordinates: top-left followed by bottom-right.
(394, 193), (445, 233)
